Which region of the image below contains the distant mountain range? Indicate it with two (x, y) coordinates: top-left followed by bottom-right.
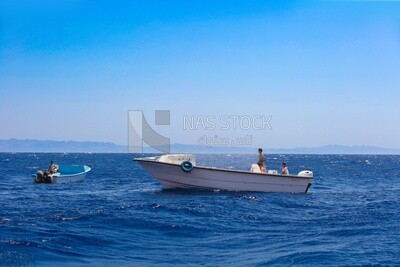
(0, 139), (125, 153)
(1, 139), (399, 154)
(168, 144), (400, 154)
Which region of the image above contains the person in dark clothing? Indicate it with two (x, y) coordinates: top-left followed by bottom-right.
(257, 148), (266, 173)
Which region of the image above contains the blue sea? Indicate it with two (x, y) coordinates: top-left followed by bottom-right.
(1, 153), (399, 266)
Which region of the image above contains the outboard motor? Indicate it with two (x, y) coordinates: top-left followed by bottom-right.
(34, 171), (53, 183)
(298, 170), (313, 177)
(43, 172), (53, 183)
(35, 170), (44, 183)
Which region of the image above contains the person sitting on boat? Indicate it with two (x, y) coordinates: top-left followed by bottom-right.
(257, 148), (267, 173)
(48, 160), (59, 174)
(281, 162), (289, 175)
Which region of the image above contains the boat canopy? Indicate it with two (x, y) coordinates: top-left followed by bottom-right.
(58, 165), (88, 174)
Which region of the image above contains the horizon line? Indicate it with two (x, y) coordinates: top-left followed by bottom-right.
(0, 138), (400, 150)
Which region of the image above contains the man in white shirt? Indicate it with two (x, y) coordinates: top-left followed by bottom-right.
(281, 162), (289, 175)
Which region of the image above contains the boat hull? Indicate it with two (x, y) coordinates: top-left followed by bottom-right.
(52, 172), (88, 183)
(136, 160), (312, 193)
(33, 165), (91, 184)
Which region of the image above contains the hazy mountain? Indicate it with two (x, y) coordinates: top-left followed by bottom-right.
(169, 144), (400, 154)
(0, 139), (399, 154)
(0, 139), (126, 153)
(267, 145), (400, 155)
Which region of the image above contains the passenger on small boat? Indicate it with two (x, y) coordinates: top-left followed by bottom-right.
(48, 160), (59, 174)
(281, 162), (289, 175)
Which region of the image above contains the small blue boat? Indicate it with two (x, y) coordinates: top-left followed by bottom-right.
(33, 165), (91, 184)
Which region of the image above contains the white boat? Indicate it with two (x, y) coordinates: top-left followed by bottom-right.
(135, 154), (313, 193)
(33, 165), (91, 184)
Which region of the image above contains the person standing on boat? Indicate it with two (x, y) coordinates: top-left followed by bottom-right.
(48, 160), (59, 174)
(257, 148), (266, 173)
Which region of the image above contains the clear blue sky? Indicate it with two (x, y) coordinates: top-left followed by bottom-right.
(1, 0), (399, 148)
